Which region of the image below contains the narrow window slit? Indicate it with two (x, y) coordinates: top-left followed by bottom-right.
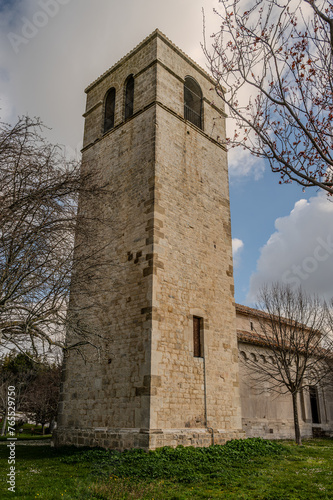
(193, 316), (204, 358)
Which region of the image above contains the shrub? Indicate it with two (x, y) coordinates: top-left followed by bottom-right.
(60, 438), (286, 484)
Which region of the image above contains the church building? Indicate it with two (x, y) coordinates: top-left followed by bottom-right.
(55, 30), (333, 450)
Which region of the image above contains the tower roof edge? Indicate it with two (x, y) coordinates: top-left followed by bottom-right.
(84, 29), (214, 94)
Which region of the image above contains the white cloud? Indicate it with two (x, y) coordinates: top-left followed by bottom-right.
(248, 194), (333, 303)
(232, 238), (244, 254)
(228, 145), (265, 181)
(232, 238), (244, 268)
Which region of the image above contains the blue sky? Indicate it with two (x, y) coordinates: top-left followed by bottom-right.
(1, 0), (332, 307)
(230, 166), (315, 304)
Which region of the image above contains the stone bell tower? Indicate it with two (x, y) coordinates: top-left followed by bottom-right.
(55, 30), (243, 450)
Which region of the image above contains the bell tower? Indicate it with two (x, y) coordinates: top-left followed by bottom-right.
(55, 30), (243, 450)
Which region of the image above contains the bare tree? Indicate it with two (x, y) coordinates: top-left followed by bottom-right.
(239, 284), (333, 445)
(0, 352), (38, 435)
(0, 352), (62, 435)
(0, 116), (114, 357)
(23, 362), (61, 434)
(204, 0), (333, 194)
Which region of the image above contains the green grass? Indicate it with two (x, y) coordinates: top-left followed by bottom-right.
(0, 424), (51, 441)
(0, 434), (51, 441)
(0, 438), (332, 499)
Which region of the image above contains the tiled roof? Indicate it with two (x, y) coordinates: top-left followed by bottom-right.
(236, 303), (318, 334)
(237, 330), (269, 346)
(237, 330), (331, 357)
(235, 303), (269, 319)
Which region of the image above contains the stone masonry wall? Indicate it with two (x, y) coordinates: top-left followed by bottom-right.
(56, 51), (158, 446)
(150, 105), (241, 434)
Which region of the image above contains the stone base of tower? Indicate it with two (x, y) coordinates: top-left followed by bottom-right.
(53, 427), (150, 450)
(147, 428), (245, 450)
(53, 427), (245, 451)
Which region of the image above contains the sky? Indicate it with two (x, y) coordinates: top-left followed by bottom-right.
(0, 0), (332, 307)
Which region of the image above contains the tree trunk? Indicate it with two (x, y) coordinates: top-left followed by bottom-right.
(50, 418), (56, 433)
(292, 391), (302, 445)
(41, 423), (45, 435)
(1, 413), (7, 436)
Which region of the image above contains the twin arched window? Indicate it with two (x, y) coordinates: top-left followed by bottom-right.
(103, 75), (135, 133)
(104, 75), (202, 133)
(184, 76), (203, 129)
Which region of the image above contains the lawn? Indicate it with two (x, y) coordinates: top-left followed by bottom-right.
(0, 438), (332, 499)
(0, 424), (52, 441)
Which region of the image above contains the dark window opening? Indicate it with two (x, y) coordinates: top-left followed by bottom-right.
(104, 87), (116, 133)
(184, 76), (203, 129)
(125, 75), (134, 120)
(193, 316), (204, 358)
(309, 386), (320, 424)
(250, 321), (254, 331)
